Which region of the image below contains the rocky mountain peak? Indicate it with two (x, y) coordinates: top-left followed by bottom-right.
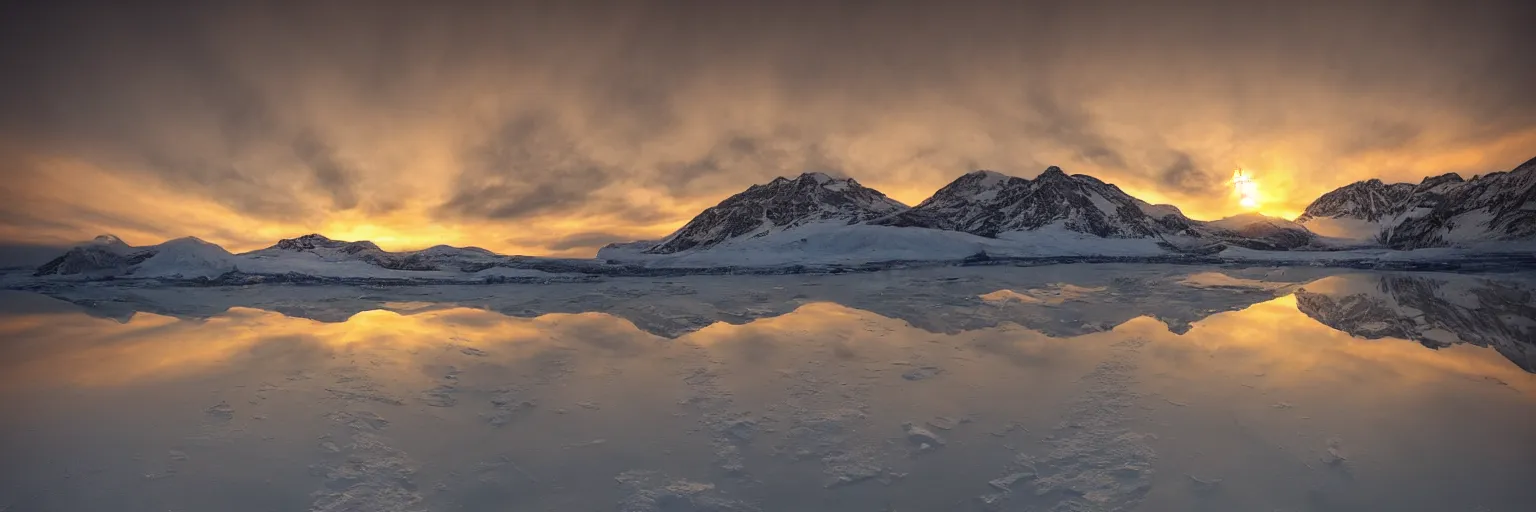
(1035, 166), (1072, 183)
(272, 234), (381, 253)
(1414, 172), (1465, 193)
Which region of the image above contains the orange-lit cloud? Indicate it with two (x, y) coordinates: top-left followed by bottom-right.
(1, 1), (1532, 256)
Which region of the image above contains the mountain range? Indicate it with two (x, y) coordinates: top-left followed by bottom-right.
(1296, 156), (1536, 248)
(17, 155), (1536, 279)
(609, 156), (1534, 262)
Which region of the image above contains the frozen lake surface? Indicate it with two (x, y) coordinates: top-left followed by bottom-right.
(1, 264), (1533, 511)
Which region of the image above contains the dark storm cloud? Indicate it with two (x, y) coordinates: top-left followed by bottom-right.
(1157, 152), (1223, 195)
(438, 113), (620, 220)
(656, 137), (762, 194)
(658, 135), (846, 196)
(0, 0), (1533, 252)
(291, 132), (360, 211)
(545, 232), (633, 252)
(1022, 90), (1127, 170)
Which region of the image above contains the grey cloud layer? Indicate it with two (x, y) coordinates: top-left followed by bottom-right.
(1, 0), (1532, 251)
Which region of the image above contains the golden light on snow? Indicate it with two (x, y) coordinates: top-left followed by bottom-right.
(1232, 169), (1260, 210)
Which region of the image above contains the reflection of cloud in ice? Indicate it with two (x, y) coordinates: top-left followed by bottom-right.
(1177, 272), (1294, 292)
(1, 271), (1534, 511)
(980, 283), (1107, 305)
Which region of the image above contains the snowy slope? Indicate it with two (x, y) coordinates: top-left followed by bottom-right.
(601, 222), (1173, 267)
(644, 172), (908, 254)
(127, 237), (237, 279)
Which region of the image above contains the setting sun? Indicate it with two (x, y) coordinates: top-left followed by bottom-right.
(1232, 169), (1260, 210)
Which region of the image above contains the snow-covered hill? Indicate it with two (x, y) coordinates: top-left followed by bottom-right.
(34, 235), (235, 278)
(1297, 157), (1536, 248)
(131, 237), (238, 279)
(26, 234), (579, 282)
(643, 172), (908, 254)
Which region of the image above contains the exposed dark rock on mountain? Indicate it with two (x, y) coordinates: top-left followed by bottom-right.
(877, 167), (1202, 239)
(1378, 158), (1536, 249)
(1295, 274), (1536, 373)
(644, 172), (908, 254)
(1297, 179), (1416, 224)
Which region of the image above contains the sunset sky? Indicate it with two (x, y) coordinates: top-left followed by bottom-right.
(1, 0), (1532, 257)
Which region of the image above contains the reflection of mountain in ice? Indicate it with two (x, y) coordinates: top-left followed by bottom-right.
(3, 265), (1535, 511)
(28, 265), (1323, 338)
(1295, 274), (1536, 372)
(20, 264), (1536, 374)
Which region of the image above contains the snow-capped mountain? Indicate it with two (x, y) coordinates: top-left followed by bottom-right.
(878, 167), (1202, 239)
(1294, 274), (1536, 373)
(642, 172), (908, 254)
(1297, 157), (1536, 248)
(34, 235), (236, 278)
(1378, 158), (1536, 249)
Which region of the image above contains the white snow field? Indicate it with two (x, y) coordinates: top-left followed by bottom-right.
(1, 264), (1534, 512)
